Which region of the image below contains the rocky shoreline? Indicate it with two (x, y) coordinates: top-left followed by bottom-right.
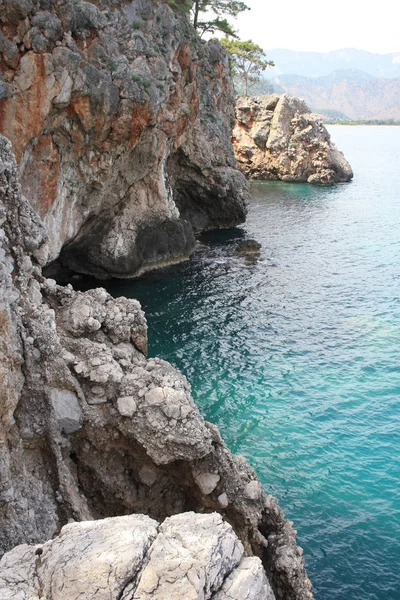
(0, 134), (312, 599)
(0, 1), (313, 598)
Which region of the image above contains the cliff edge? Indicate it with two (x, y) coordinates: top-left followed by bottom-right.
(233, 94), (353, 185)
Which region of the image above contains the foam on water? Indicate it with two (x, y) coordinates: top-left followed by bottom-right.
(101, 126), (400, 600)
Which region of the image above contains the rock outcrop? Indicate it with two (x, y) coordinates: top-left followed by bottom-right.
(0, 135), (312, 598)
(233, 94), (353, 185)
(0, 0), (249, 278)
(0, 512), (275, 600)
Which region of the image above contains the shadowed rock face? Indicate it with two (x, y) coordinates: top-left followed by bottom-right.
(0, 135), (313, 599)
(233, 94), (353, 185)
(0, 0), (249, 278)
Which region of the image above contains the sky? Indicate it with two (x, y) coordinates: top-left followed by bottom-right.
(233, 0), (400, 54)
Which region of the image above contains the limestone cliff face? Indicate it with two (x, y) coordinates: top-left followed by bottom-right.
(0, 136), (312, 598)
(233, 94), (353, 185)
(0, 0), (249, 278)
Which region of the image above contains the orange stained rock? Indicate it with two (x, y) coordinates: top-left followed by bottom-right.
(127, 102), (152, 150)
(176, 44), (191, 74)
(0, 52), (59, 162)
(69, 96), (95, 132)
(21, 134), (60, 218)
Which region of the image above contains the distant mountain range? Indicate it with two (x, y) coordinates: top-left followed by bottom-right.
(257, 49), (400, 121)
(266, 48), (400, 79)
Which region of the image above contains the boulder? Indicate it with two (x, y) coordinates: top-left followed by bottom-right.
(0, 513), (276, 600)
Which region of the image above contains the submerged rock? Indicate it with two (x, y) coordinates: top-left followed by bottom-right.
(233, 94), (353, 185)
(234, 239), (262, 255)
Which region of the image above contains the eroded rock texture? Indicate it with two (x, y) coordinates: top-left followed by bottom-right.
(0, 512), (275, 600)
(0, 136), (312, 598)
(233, 94), (353, 185)
(0, 0), (249, 278)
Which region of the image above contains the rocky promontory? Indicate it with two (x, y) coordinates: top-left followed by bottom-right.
(233, 94), (353, 185)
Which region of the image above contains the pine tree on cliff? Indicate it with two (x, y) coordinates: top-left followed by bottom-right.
(168, 0), (249, 37)
(220, 39), (274, 96)
(194, 0), (249, 36)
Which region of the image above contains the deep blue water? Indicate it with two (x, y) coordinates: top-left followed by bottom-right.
(98, 127), (400, 600)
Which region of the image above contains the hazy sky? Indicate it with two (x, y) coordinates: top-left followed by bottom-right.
(234, 0), (400, 54)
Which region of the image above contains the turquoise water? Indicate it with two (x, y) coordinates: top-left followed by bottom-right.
(99, 127), (400, 599)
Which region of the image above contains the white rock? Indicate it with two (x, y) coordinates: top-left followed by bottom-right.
(218, 492), (229, 508)
(144, 386), (164, 406)
(213, 556), (276, 600)
(243, 481), (261, 501)
(117, 396), (137, 417)
(195, 472), (220, 495)
(42, 515), (157, 600)
(53, 70), (73, 106)
(87, 316), (101, 331)
(0, 514), (276, 600)
(134, 512), (244, 599)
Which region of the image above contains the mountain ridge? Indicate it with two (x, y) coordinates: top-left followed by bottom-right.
(266, 48), (400, 79)
(255, 57), (400, 121)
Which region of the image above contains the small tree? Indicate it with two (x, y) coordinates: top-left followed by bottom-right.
(191, 0), (249, 36)
(220, 39), (274, 96)
(195, 16), (238, 37)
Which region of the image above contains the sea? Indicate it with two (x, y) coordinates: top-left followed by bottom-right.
(92, 126), (400, 600)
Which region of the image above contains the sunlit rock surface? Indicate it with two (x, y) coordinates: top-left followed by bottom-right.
(233, 94), (353, 185)
(0, 513), (275, 600)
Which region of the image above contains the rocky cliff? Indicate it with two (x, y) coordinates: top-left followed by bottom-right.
(0, 1), (313, 598)
(0, 0), (249, 278)
(0, 135), (312, 598)
(233, 94), (353, 185)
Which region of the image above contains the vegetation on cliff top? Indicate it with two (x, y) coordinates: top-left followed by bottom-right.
(220, 39), (274, 95)
(168, 0), (249, 36)
(166, 1), (274, 94)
